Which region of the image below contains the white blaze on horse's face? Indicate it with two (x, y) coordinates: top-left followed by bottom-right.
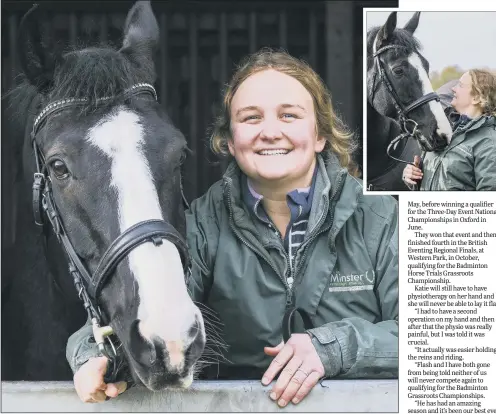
(86, 108), (200, 371)
(408, 54), (453, 143)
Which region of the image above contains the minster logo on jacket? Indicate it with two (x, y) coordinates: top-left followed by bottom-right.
(328, 269), (375, 292)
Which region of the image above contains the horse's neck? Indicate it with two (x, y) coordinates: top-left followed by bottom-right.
(8, 92), (83, 309)
(367, 103), (405, 178)
(2, 87), (85, 381)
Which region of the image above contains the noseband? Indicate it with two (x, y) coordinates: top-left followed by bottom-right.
(371, 44), (447, 162)
(31, 83), (191, 374)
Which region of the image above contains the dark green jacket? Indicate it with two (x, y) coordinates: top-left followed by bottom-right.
(67, 154), (398, 380)
(421, 115), (496, 191)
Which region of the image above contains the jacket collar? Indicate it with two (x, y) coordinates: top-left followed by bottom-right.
(448, 115), (495, 148)
(453, 114), (472, 131)
(222, 152), (362, 240)
(454, 114), (494, 135)
(241, 166), (317, 225)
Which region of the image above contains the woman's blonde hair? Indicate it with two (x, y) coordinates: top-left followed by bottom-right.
(469, 69), (496, 116)
(210, 48), (359, 176)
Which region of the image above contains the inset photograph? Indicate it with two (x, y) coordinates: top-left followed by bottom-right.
(365, 11), (496, 191)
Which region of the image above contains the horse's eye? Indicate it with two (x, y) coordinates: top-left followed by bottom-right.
(50, 159), (70, 179)
(392, 67), (404, 76)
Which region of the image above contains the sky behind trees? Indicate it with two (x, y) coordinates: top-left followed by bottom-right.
(366, 11), (496, 75)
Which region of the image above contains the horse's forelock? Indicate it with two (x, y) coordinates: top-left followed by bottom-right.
(391, 28), (422, 54)
(2, 41), (156, 146)
(367, 25), (422, 59)
(50, 45), (155, 111)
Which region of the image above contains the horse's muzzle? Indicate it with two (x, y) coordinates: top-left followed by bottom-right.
(127, 315), (205, 390)
(417, 132), (448, 153)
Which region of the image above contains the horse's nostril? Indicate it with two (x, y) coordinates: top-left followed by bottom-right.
(129, 319), (156, 366)
(187, 315), (201, 340)
(185, 315), (206, 365)
(127, 313), (205, 375)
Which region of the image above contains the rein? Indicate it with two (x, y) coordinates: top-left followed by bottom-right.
(282, 307), (314, 343)
(31, 83), (191, 380)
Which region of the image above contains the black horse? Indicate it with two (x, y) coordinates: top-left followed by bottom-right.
(366, 12), (452, 191)
(2, 1), (206, 390)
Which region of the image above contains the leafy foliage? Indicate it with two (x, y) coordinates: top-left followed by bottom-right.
(431, 65), (496, 89)
(430, 65), (464, 90)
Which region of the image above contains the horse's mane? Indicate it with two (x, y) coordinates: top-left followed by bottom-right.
(3, 75), (39, 135)
(366, 25), (422, 70)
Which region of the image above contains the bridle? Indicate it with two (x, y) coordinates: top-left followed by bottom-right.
(31, 83), (191, 379)
(370, 44), (447, 165)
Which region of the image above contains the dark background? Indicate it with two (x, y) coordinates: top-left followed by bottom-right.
(1, 0), (396, 249)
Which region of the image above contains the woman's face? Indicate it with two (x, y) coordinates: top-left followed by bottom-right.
(229, 69), (325, 189)
(451, 72), (477, 114)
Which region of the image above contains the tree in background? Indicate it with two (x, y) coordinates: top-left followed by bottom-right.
(431, 66), (496, 90)
(430, 65), (464, 90)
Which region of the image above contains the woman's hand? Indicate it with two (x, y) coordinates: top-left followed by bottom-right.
(262, 334), (325, 407)
(74, 356), (127, 403)
(403, 155), (423, 186)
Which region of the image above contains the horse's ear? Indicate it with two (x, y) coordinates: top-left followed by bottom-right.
(376, 11), (397, 49)
(18, 4), (59, 92)
(403, 12), (420, 34)
(120, 1), (159, 57)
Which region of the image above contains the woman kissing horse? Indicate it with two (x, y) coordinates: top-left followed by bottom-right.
(366, 12), (452, 191)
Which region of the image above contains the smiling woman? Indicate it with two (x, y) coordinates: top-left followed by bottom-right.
(228, 69), (326, 198)
(212, 50), (359, 177)
(69, 48), (399, 408)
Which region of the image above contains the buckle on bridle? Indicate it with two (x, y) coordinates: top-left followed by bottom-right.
(33, 173), (46, 226)
(33, 172), (45, 183)
(402, 118), (419, 136)
(92, 317), (118, 383)
(92, 318), (114, 352)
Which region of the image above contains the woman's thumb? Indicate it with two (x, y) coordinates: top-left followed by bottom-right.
(264, 341), (284, 356)
(105, 381), (127, 398)
(414, 155), (421, 167)
(94, 356), (109, 374)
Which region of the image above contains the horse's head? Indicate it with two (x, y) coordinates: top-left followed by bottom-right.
(19, 1), (205, 390)
(367, 12), (452, 150)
